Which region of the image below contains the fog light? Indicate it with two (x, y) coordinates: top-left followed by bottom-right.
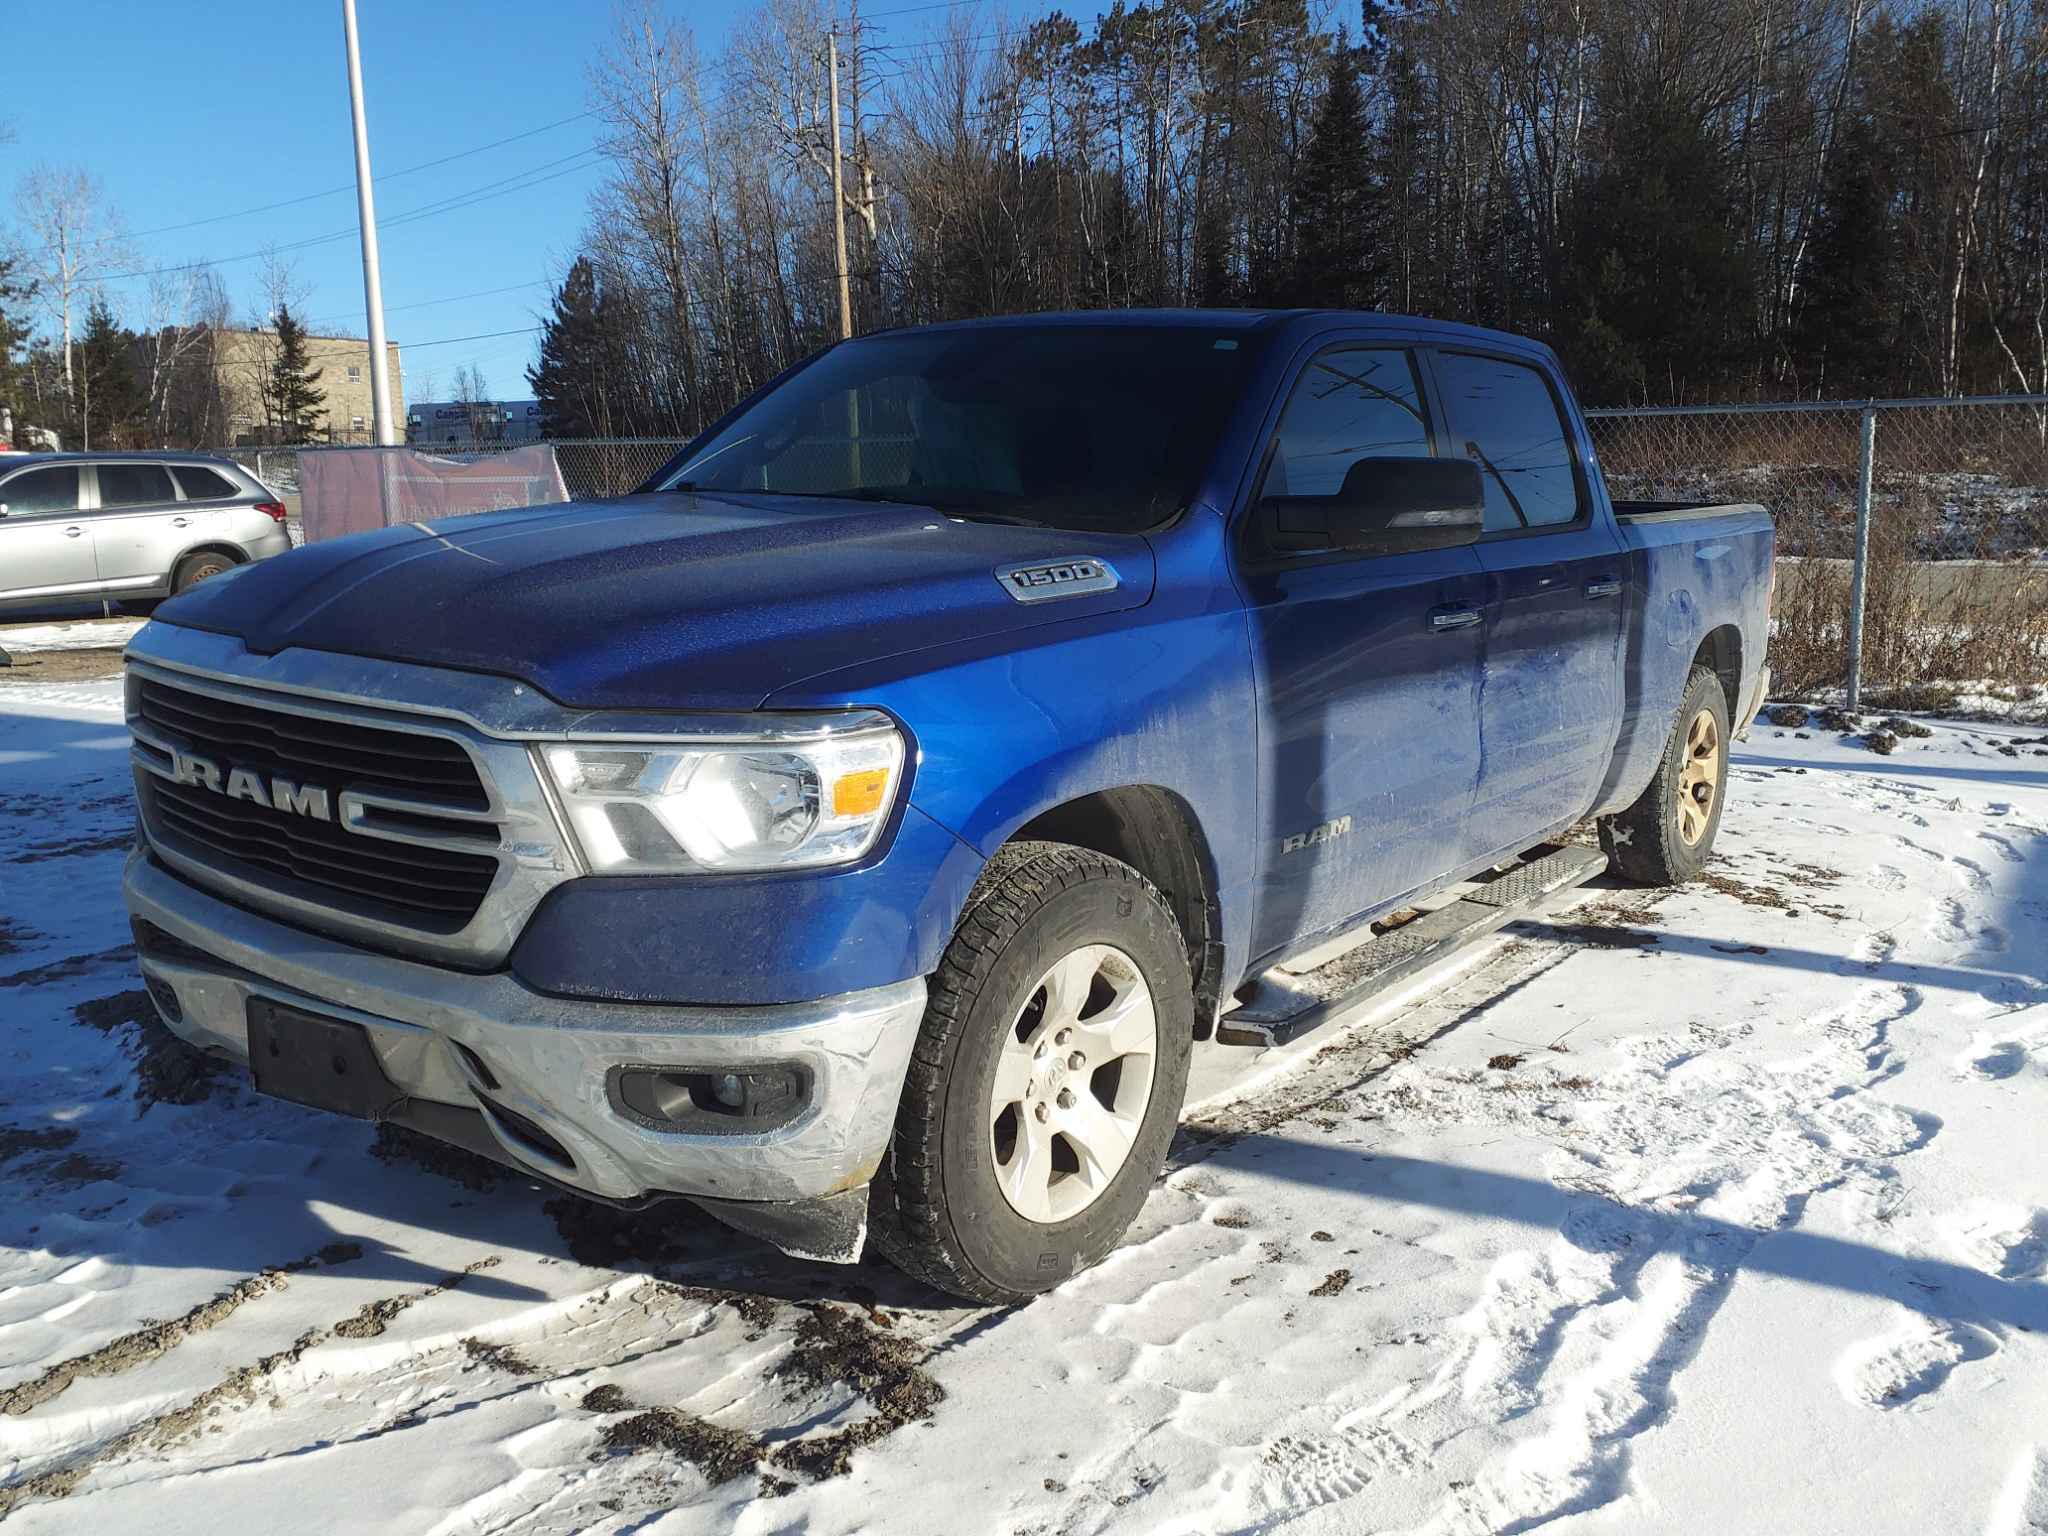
(144, 975), (183, 1025)
(610, 1064), (810, 1132)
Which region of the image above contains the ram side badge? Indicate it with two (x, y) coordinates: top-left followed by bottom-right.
(995, 558), (1120, 604)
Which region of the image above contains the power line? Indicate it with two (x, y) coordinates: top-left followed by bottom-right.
(92, 150), (606, 286)
(22, 109), (597, 261)
(303, 278), (554, 334)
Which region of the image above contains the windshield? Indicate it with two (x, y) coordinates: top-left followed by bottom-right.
(662, 325), (1255, 533)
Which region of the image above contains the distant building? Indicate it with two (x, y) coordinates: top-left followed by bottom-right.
(213, 328), (405, 446)
(406, 399), (543, 449)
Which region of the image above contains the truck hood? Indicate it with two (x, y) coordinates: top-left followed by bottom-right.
(158, 492), (1156, 710)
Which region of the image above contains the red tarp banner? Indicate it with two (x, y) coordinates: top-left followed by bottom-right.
(298, 446), (570, 543)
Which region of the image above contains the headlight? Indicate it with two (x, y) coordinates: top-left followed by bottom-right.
(540, 721), (906, 874)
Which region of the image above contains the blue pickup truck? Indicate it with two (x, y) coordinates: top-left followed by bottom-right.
(121, 312), (1773, 1301)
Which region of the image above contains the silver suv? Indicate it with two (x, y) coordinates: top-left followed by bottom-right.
(0, 452), (293, 613)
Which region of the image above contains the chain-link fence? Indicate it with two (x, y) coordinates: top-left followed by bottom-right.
(1586, 398), (2048, 708)
(214, 437), (691, 506)
(206, 404), (2048, 710)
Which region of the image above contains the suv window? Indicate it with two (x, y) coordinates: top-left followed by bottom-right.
(1433, 352), (1582, 532)
(1262, 347), (1430, 498)
(97, 463), (179, 508)
(172, 464), (239, 500)
(0, 465), (81, 515)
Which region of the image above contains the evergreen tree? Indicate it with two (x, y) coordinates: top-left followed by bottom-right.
(0, 255), (33, 446)
(268, 304), (326, 440)
(1289, 39), (1380, 310)
(529, 257), (621, 438)
(73, 296), (143, 450)
(1792, 112), (1899, 397)
(1557, 94), (1752, 402)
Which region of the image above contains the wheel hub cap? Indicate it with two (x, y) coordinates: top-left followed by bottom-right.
(989, 943), (1158, 1225)
(1676, 708), (1722, 847)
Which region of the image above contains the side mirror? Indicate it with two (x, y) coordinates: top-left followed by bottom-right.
(1262, 456), (1485, 556)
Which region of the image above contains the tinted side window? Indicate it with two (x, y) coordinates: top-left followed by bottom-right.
(1434, 352), (1582, 532)
(1263, 347), (1430, 497)
(97, 463), (178, 508)
(0, 466), (81, 515)
(173, 465), (239, 500)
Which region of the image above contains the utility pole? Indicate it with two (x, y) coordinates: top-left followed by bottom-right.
(342, 0), (397, 446)
(827, 29), (853, 341)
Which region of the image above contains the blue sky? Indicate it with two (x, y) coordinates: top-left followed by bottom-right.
(4, 0), (1025, 405)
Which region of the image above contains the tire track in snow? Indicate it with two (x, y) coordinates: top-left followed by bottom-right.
(0, 1241), (364, 1418)
(1314, 970), (1934, 1533)
(0, 1258), (501, 1520)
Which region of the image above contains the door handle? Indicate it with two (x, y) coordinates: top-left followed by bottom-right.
(171, 517), (191, 528)
(1430, 606), (1483, 631)
(64, 526), (84, 539)
(1584, 578), (1621, 599)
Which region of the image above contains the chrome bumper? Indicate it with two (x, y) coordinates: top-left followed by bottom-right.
(124, 850), (926, 1209)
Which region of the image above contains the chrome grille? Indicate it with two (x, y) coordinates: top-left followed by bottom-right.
(131, 674), (503, 935)
(135, 678), (486, 806)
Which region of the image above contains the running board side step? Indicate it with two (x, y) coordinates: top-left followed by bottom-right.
(1214, 845), (1609, 1049)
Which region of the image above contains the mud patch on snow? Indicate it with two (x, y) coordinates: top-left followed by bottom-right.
(0, 944), (135, 990)
(459, 1336), (540, 1376)
(332, 1257), (501, 1339)
(544, 1192), (718, 1269)
(369, 1121), (516, 1192)
(73, 989), (231, 1111)
(601, 1403), (765, 1486)
(0, 1124), (80, 1162)
(589, 1303), (944, 1492)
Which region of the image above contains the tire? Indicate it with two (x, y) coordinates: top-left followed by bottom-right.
(870, 841), (1194, 1304)
(170, 552), (234, 595)
(1598, 665), (1731, 886)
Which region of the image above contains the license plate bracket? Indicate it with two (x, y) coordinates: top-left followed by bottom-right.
(246, 998), (406, 1120)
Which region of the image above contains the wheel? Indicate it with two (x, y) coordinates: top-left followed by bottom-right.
(1599, 664), (1731, 885)
(170, 552), (234, 595)
(870, 841), (1194, 1303)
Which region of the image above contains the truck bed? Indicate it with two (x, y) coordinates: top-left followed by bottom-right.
(1611, 499), (1770, 525)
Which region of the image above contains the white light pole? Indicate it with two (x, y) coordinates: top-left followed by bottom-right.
(342, 0), (396, 446)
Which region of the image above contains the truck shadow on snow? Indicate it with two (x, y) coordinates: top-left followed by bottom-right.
(1234, 1140), (2048, 1339)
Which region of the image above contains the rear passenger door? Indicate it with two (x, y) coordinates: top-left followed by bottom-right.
(87, 462), (200, 595)
(0, 465), (97, 601)
(1239, 342), (1490, 963)
(1430, 349), (1626, 855)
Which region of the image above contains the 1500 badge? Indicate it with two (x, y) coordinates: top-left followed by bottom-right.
(996, 558), (1120, 603)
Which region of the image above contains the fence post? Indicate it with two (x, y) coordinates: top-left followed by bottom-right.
(1844, 406), (1877, 710)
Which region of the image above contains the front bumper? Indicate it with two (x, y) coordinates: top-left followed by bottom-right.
(125, 850), (926, 1218)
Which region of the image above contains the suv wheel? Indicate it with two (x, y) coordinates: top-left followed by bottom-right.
(171, 552), (234, 594)
(870, 841), (1193, 1303)
(1598, 664), (1731, 885)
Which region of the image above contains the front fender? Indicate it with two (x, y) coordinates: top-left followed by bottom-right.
(773, 589), (1262, 998)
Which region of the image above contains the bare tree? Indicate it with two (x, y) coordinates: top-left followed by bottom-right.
(15, 165), (131, 393)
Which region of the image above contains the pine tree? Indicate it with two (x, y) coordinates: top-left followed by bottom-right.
(0, 255), (33, 446)
(528, 257), (620, 438)
(1792, 113), (1898, 397)
(1557, 95), (1752, 402)
(268, 304), (326, 440)
(73, 297), (144, 450)
(1290, 39), (1381, 310)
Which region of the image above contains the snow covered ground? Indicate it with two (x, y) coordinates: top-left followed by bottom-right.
(1, 674), (2044, 1535)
